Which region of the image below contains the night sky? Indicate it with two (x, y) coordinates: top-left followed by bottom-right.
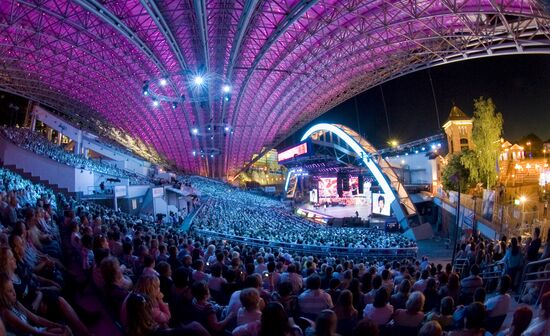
(279, 54), (550, 150)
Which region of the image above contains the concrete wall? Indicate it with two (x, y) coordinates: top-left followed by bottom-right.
(0, 138), (128, 195)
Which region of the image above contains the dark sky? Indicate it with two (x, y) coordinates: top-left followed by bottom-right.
(279, 54), (550, 150)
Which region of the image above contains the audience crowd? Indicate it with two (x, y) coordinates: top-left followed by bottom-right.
(0, 168), (548, 336)
(193, 198), (416, 249)
(0, 127), (149, 185)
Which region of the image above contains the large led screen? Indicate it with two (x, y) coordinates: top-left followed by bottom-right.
(372, 193), (391, 216)
(318, 177), (360, 198)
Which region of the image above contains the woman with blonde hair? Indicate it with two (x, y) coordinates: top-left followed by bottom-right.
(122, 275), (171, 329)
(125, 292), (208, 336)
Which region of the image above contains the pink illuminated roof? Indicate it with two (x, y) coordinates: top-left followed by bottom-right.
(0, 0), (549, 177)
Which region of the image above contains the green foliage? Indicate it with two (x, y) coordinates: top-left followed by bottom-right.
(442, 151), (473, 193)
(461, 97), (503, 189)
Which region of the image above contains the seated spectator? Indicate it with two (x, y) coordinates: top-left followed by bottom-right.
(419, 321), (443, 336)
(226, 274), (267, 317)
(192, 259), (209, 283)
(122, 275), (171, 329)
(298, 274), (333, 320)
(352, 318), (378, 336)
(326, 278), (341, 305)
(0, 273), (72, 336)
(334, 289), (359, 336)
(485, 275), (512, 318)
(272, 281), (298, 318)
(1, 245), (91, 335)
(497, 306), (533, 336)
(168, 266), (193, 326)
(423, 278), (440, 313)
(392, 291), (425, 328)
(191, 281), (235, 335)
(426, 296), (454, 330)
(390, 279), (411, 310)
(439, 273), (460, 304)
(522, 291), (550, 336)
(454, 287), (486, 330)
(100, 256), (130, 319)
(363, 275), (382, 306)
(449, 302), (490, 336)
(412, 270), (430, 292)
(363, 288), (393, 326)
(125, 292), (209, 336)
(459, 264), (483, 305)
(237, 288), (262, 327)
(141, 254), (159, 277)
(280, 264), (303, 294)
(157, 261), (173, 300)
(257, 302), (301, 336)
(307, 309), (338, 336)
(208, 264), (227, 294)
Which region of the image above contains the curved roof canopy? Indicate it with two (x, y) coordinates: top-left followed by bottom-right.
(1, 0), (549, 177)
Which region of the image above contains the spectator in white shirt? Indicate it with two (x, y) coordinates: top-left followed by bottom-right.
(297, 274), (333, 320)
(485, 275), (512, 318)
(363, 288), (394, 326)
(279, 264), (303, 294)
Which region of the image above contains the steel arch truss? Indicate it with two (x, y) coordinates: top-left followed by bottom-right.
(301, 123), (418, 229)
(0, 0), (549, 177)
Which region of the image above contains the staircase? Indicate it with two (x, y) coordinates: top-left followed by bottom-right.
(1, 163), (78, 198)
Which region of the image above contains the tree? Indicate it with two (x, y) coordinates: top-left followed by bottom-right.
(442, 151), (473, 193)
(461, 97), (503, 189)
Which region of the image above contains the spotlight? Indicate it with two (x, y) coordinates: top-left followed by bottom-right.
(142, 82), (149, 96)
(421, 147), (426, 151)
(159, 78), (168, 86)
(415, 150), (419, 154)
(172, 102), (178, 109)
(224, 126), (230, 132)
(210, 154), (214, 158)
(192, 150), (196, 156)
(431, 144), (436, 150)
(193, 75), (204, 86)
(222, 85), (231, 93)
(191, 128), (198, 135)
(224, 96), (230, 102)
(152, 99), (159, 107)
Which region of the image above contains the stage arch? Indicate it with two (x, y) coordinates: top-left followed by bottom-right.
(299, 123), (419, 231)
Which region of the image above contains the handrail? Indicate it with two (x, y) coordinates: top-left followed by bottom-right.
(518, 257), (550, 306)
(193, 229), (418, 259)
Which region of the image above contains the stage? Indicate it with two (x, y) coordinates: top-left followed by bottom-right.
(299, 202), (372, 219)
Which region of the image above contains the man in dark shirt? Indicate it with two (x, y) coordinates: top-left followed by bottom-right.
(527, 227), (542, 262)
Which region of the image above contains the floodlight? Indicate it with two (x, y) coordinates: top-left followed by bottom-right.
(152, 99), (159, 107)
(191, 128), (198, 135)
(222, 85), (231, 93)
(159, 78), (167, 86)
(194, 75), (204, 86)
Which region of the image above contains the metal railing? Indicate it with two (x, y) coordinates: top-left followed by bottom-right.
(193, 229), (418, 259)
(518, 257), (550, 306)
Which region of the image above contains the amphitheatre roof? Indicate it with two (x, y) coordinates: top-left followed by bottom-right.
(1, 0), (549, 177)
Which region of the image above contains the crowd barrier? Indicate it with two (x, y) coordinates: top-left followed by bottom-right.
(194, 229), (418, 259)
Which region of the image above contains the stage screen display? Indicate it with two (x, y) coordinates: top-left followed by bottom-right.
(372, 193), (391, 216)
(278, 143), (308, 162)
(318, 177), (361, 198)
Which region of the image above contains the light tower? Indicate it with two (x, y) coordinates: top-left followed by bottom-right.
(442, 105), (473, 155)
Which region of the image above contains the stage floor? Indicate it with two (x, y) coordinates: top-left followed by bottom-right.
(300, 203), (372, 219)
